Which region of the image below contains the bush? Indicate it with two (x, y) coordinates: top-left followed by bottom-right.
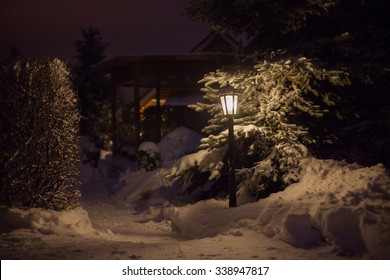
(0, 58), (81, 210)
(137, 142), (162, 171)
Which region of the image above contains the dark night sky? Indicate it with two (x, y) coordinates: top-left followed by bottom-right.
(0, 0), (211, 62)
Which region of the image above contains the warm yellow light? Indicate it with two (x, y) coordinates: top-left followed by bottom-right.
(219, 86), (238, 116)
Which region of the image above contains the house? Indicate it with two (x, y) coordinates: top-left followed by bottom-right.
(93, 31), (240, 155)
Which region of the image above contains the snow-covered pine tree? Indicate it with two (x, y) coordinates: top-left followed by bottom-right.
(185, 0), (390, 167)
(176, 0), (389, 201)
(176, 55), (350, 200)
(0, 58), (81, 210)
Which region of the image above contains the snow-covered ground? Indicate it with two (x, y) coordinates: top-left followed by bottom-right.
(1, 127), (389, 260)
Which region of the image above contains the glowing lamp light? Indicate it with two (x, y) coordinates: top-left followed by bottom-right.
(219, 86), (238, 116)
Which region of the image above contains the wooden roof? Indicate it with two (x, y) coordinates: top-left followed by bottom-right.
(92, 53), (235, 88)
(191, 31), (240, 53)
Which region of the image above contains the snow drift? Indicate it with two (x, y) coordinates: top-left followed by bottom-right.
(1, 125), (389, 260)
(158, 126), (202, 167)
(0, 206), (94, 235)
(165, 158), (390, 259)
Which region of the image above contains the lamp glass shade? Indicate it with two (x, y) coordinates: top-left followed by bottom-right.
(219, 93), (238, 116)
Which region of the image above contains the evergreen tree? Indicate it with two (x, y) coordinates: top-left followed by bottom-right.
(174, 0), (389, 201)
(10, 44), (24, 60)
(186, 0), (389, 60)
(186, 0), (390, 161)
(0, 58), (80, 210)
(180, 56), (349, 199)
(73, 25), (109, 146)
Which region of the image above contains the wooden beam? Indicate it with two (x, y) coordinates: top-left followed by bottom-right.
(110, 82), (118, 156)
(156, 81), (161, 108)
(134, 79), (141, 147)
(156, 81), (162, 141)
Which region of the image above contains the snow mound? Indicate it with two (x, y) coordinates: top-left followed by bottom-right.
(111, 169), (169, 217)
(169, 146), (226, 180)
(0, 206), (95, 235)
(164, 199), (260, 237)
(267, 158), (390, 257)
(157, 127), (202, 167)
(165, 158), (390, 258)
(138, 141), (159, 154)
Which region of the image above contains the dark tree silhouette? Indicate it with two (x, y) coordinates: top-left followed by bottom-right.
(73, 25), (109, 144)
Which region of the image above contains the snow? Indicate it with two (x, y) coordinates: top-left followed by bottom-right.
(138, 141), (160, 154)
(0, 206), (94, 235)
(1, 127), (389, 260)
(165, 158), (390, 259)
(157, 127), (202, 167)
(169, 146), (226, 180)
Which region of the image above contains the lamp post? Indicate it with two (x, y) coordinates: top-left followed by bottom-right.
(219, 86), (238, 207)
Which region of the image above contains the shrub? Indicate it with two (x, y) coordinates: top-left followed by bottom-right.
(137, 142), (162, 171)
(0, 58), (81, 210)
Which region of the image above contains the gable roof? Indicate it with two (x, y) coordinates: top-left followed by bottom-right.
(191, 30), (241, 54)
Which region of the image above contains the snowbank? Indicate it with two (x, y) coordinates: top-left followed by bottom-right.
(157, 127), (202, 167)
(165, 158), (390, 258)
(107, 128), (204, 212)
(164, 199), (260, 237)
(138, 141), (159, 154)
(169, 146), (226, 180)
(1, 154), (389, 260)
(109, 168), (177, 223)
(0, 206), (94, 235)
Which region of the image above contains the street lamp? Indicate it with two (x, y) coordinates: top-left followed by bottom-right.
(219, 86), (238, 207)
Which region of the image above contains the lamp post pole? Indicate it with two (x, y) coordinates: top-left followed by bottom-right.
(227, 115), (237, 207)
(219, 85), (238, 208)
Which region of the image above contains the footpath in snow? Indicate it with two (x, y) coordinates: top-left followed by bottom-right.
(1, 127), (389, 259)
